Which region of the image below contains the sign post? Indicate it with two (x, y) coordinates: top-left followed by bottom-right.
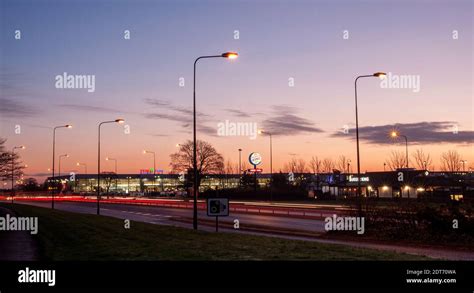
(207, 198), (229, 232)
(248, 152), (262, 192)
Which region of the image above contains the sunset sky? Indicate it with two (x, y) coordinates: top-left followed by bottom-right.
(1, 0), (473, 182)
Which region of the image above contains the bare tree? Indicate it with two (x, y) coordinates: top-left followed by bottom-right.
(336, 155), (351, 173)
(412, 148), (433, 170)
(283, 158), (307, 173)
(387, 150), (407, 170)
(170, 140), (224, 187)
(0, 138), (25, 185)
(101, 172), (116, 196)
(0, 138), (12, 177)
(309, 156), (322, 174)
(440, 150), (461, 172)
(283, 158), (297, 173)
(322, 158), (335, 173)
(224, 159), (238, 174)
(295, 158), (307, 173)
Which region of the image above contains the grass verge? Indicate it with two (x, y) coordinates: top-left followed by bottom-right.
(3, 203), (428, 261)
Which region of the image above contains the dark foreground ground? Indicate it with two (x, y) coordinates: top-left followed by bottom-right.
(1, 203), (427, 260)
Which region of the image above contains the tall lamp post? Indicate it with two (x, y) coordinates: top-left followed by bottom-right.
(106, 157), (118, 191)
(77, 162), (87, 174)
(77, 162), (88, 192)
(52, 124), (72, 209)
(390, 131), (409, 168)
(97, 119), (124, 215)
(126, 176), (131, 193)
(58, 154), (69, 195)
(258, 130), (273, 202)
(347, 159), (351, 173)
(143, 150), (156, 192)
(58, 154), (69, 177)
(11, 145), (25, 203)
(354, 72), (386, 215)
(193, 51), (238, 230)
(238, 148), (242, 186)
(390, 130), (410, 199)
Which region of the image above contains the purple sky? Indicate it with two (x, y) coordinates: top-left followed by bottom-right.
(1, 0), (472, 180)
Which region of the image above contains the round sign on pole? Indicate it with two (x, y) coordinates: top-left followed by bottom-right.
(249, 152), (262, 166)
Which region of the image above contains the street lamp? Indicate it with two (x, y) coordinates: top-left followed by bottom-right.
(77, 162), (87, 174)
(126, 176), (131, 194)
(97, 119), (124, 215)
(58, 154), (69, 197)
(106, 157), (118, 191)
(192, 51), (238, 230)
(238, 147), (242, 172)
(347, 159), (351, 173)
(237, 148), (243, 188)
(77, 162), (88, 192)
(390, 131), (409, 168)
(258, 130), (273, 201)
(11, 145), (25, 203)
(52, 124), (72, 209)
(354, 72), (386, 215)
(143, 150), (156, 192)
(105, 157), (117, 173)
(58, 154), (69, 177)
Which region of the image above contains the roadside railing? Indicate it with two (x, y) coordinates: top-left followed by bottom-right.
(1, 194), (344, 220)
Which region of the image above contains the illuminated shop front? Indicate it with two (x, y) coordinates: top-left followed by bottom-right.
(49, 173), (271, 195)
(319, 170), (473, 200)
(47, 170), (473, 200)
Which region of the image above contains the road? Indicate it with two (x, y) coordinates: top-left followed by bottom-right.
(6, 200), (474, 260)
(10, 200), (327, 233)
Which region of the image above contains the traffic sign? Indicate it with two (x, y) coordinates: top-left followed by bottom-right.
(207, 198), (229, 217)
(247, 168), (263, 173)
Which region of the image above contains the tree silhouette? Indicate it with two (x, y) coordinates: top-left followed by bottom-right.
(322, 158), (335, 173)
(387, 150), (407, 170)
(0, 138), (25, 187)
(412, 148), (433, 170)
(170, 140), (224, 188)
(309, 156), (322, 174)
(336, 155), (351, 173)
(440, 150), (461, 172)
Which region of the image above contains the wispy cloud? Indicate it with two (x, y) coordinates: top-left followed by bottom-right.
(144, 99), (170, 107)
(331, 121), (474, 145)
(145, 113), (188, 123)
(57, 103), (126, 113)
(225, 109), (252, 118)
(260, 105), (323, 136)
(144, 98), (217, 136)
(0, 98), (37, 118)
(147, 133), (170, 137)
(0, 70), (32, 98)
(144, 98), (209, 117)
(0, 70), (38, 118)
